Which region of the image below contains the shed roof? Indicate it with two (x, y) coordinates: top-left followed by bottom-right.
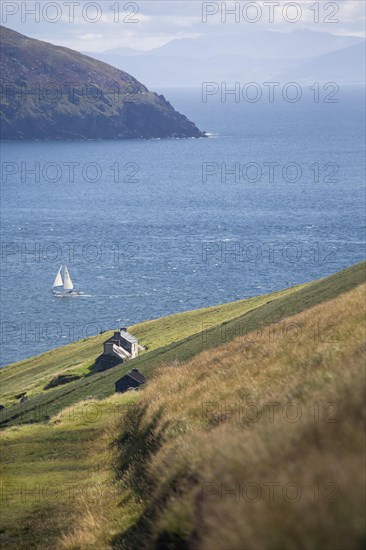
(116, 369), (146, 385)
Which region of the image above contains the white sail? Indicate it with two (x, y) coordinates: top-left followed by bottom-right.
(63, 265), (74, 290)
(53, 266), (63, 288)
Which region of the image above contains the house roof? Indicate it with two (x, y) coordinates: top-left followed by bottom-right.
(104, 330), (138, 346)
(116, 369), (146, 385)
(120, 330), (138, 344)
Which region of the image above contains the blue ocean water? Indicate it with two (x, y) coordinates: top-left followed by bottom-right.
(1, 87), (365, 366)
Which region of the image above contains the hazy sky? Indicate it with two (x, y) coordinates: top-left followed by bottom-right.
(1, 0), (365, 52)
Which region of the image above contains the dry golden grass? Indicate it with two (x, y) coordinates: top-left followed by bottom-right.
(110, 283), (366, 549)
(140, 283), (365, 429)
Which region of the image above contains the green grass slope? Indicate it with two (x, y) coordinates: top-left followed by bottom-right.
(0, 393), (139, 549)
(1, 261), (365, 427)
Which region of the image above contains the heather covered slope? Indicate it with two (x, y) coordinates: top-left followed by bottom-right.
(0, 26), (204, 140)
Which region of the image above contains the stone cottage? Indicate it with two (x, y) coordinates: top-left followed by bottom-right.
(94, 328), (139, 372)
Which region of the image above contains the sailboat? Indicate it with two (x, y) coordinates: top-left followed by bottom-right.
(52, 265), (81, 296)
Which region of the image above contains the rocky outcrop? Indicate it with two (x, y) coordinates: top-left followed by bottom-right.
(44, 374), (81, 390)
(0, 26), (205, 140)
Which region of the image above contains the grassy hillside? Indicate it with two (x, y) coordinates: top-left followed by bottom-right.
(1, 261), (364, 427)
(108, 282), (365, 550)
(0, 263), (364, 549)
(0, 282), (304, 410)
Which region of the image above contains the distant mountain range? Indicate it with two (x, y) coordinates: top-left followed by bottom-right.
(281, 42), (365, 83)
(84, 29), (365, 88)
(0, 26), (204, 140)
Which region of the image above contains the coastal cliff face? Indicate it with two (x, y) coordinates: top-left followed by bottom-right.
(0, 26), (205, 140)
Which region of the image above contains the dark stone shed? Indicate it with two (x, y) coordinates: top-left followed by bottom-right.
(115, 369), (146, 393)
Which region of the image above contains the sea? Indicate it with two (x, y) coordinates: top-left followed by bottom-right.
(1, 86), (365, 366)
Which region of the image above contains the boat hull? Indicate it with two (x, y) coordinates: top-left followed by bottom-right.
(52, 290), (83, 297)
